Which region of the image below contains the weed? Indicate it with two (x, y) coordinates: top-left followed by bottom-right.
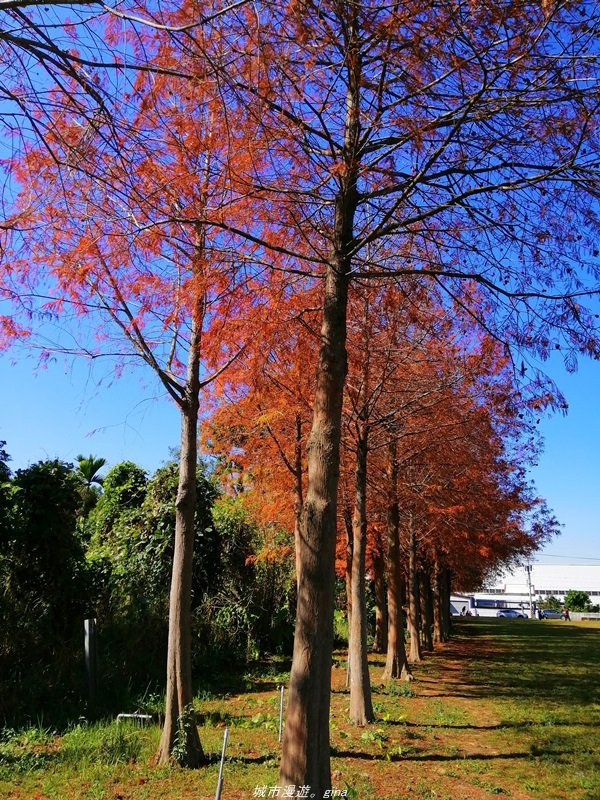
(460, 759), (490, 775)
(471, 776), (509, 794)
(0, 728), (17, 745)
(413, 778), (439, 798)
(195, 688), (221, 702)
(385, 682), (416, 698)
(0, 725), (55, 747)
(429, 700), (468, 727)
(60, 722), (143, 765)
(239, 712), (277, 731)
(172, 705), (196, 765)
(0, 748), (52, 776)
(359, 728), (388, 748)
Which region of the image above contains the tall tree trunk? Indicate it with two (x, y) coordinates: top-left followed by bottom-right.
(441, 567), (453, 641)
(279, 5), (360, 791)
(344, 502), (354, 638)
(432, 557), (445, 644)
(420, 569), (434, 652)
(293, 412), (304, 589)
(383, 440), (412, 682)
(372, 541), (388, 654)
(343, 501), (353, 689)
(407, 514), (422, 664)
(279, 263), (350, 794)
(156, 322), (204, 767)
(349, 429), (375, 725)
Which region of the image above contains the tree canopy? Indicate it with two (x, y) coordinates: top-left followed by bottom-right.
(1, 0), (599, 786)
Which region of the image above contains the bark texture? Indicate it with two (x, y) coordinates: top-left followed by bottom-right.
(344, 504), (354, 636)
(432, 558), (445, 644)
(344, 505), (353, 690)
(279, 5), (361, 791)
(156, 322), (204, 766)
(279, 263), (349, 795)
(420, 570), (434, 652)
(349, 430), (375, 725)
(383, 442), (412, 681)
(293, 412), (304, 588)
(407, 515), (423, 664)
(372, 543), (388, 654)
(441, 568), (453, 641)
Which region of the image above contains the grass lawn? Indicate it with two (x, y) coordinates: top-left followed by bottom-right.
(1, 618), (599, 799)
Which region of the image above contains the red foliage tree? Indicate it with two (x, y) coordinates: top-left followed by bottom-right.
(1, 27), (262, 764)
(217, 2), (600, 789)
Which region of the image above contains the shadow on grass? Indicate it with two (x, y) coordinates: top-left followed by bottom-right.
(203, 752), (277, 766)
(382, 718), (599, 730)
(192, 657), (291, 700)
(424, 619), (600, 707)
(331, 747), (575, 763)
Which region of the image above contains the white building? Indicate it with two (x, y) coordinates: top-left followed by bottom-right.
(451, 563), (600, 617)
(480, 563), (600, 604)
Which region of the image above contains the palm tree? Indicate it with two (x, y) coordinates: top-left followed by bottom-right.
(75, 454), (107, 489)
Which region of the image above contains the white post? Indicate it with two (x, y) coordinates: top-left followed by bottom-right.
(215, 726), (229, 800)
(278, 685), (285, 744)
(84, 618), (97, 709)
(345, 653), (351, 689)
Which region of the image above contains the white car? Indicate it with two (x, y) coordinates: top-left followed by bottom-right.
(496, 608), (527, 618)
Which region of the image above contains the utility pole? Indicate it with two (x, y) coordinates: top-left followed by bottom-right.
(525, 565), (534, 619)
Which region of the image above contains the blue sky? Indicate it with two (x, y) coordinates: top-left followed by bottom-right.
(1, 347), (598, 564)
(527, 356), (600, 565)
(1, 352), (179, 474)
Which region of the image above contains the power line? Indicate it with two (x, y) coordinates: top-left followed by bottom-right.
(534, 553), (600, 562)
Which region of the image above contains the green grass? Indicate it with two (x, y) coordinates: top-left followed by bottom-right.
(1, 619), (599, 799)
(448, 619), (600, 800)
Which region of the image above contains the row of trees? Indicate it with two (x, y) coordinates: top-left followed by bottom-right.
(537, 591), (599, 612)
(204, 280), (559, 725)
(2, 0), (600, 791)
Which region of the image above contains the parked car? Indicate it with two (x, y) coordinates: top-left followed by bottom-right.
(496, 608), (526, 618)
(541, 608), (562, 619)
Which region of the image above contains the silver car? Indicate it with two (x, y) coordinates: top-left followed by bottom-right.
(496, 608), (526, 618)
(541, 608), (562, 619)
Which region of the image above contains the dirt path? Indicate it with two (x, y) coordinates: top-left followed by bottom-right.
(328, 624), (590, 800)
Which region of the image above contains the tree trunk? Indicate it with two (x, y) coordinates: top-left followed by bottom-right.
(420, 569), (434, 652)
(383, 441), (412, 682)
(343, 502), (353, 638)
(293, 412), (304, 589)
(279, 262), (350, 794)
(432, 558), (445, 644)
(441, 567), (453, 641)
(156, 322), (204, 766)
(343, 502), (353, 689)
(349, 430), (375, 725)
(407, 515), (422, 664)
(279, 5), (360, 791)
(372, 541), (388, 654)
